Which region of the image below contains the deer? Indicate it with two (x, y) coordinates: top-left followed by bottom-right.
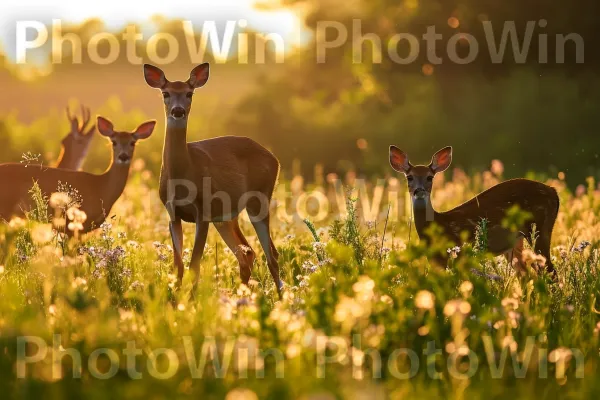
(0, 116), (155, 233)
(389, 146), (559, 276)
(143, 63), (283, 296)
(56, 105), (96, 170)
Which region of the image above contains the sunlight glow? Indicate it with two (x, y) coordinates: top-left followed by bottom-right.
(0, 0), (310, 67)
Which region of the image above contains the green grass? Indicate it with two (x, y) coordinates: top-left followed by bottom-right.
(0, 168), (599, 399)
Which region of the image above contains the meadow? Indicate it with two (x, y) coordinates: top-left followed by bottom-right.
(0, 140), (599, 399)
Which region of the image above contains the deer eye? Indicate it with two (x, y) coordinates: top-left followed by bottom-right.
(407, 176), (414, 182)
(130, 141), (135, 147)
(186, 92), (193, 99)
(111, 140), (116, 147)
(162, 92), (170, 99)
(427, 176), (434, 182)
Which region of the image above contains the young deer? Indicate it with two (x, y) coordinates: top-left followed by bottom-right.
(389, 146), (559, 275)
(143, 63), (283, 295)
(0, 116), (155, 233)
(56, 105), (96, 170)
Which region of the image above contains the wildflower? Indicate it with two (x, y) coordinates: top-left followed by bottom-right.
(501, 297), (519, 310)
(48, 305), (57, 315)
(302, 260), (318, 273)
(67, 207), (87, 223)
(284, 234), (295, 242)
(167, 273), (178, 289)
(548, 347), (573, 363)
(129, 280), (144, 291)
(225, 388), (258, 400)
(491, 159), (504, 176)
(71, 277), (87, 288)
(415, 290), (435, 310)
(68, 222), (84, 232)
(502, 335), (518, 352)
(446, 246), (461, 259)
(352, 276), (375, 301)
(8, 217), (26, 230)
(237, 245), (253, 255)
(177, 303), (186, 311)
(49, 192), (70, 209)
(316, 227), (328, 238)
(443, 299), (471, 317)
(574, 240), (591, 253)
(459, 281), (473, 298)
(117, 232), (127, 239)
(126, 240), (140, 249)
(418, 326), (430, 336)
(31, 224), (53, 244)
(312, 242), (326, 252)
(365, 221), (376, 229)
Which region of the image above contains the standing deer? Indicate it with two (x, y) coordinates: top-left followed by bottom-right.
(389, 146), (559, 275)
(0, 116), (155, 232)
(56, 105), (96, 170)
(143, 63), (283, 295)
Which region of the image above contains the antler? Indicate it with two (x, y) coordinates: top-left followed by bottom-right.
(65, 104), (95, 135)
(79, 104), (93, 135)
(66, 106), (79, 132)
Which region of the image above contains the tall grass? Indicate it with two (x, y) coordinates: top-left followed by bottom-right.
(0, 166), (599, 399)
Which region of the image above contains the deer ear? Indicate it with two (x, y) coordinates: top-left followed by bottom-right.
(188, 63), (210, 88)
(389, 146), (411, 174)
(143, 64), (167, 88)
(133, 120), (156, 140)
(96, 116), (114, 137)
(430, 146), (453, 173)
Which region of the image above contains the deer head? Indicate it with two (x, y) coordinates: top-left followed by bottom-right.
(389, 146), (453, 200)
(96, 116), (156, 165)
(57, 105), (96, 170)
(143, 63), (210, 121)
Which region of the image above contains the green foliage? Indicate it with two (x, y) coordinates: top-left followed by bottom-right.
(26, 181), (48, 223)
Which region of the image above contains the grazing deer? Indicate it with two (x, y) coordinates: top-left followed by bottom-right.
(389, 146), (559, 275)
(143, 63), (283, 295)
(0, 116), (155, 233)
(56, 105), (96, 170)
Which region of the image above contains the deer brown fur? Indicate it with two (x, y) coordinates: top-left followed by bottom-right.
(0, 116), (155, 233)
(390, 146), (559, 275)
(143, 63), (283, 295)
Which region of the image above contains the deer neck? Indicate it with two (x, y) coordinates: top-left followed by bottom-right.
(162, 118), (191, 178)
(56, 147), (82, 170)
(100, 156), (131, 206)
(412, 195), (436, 238)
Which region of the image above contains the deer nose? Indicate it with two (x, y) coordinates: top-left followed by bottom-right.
(170, 107), (186, 119)
(118, 154), (130, 163)
(414, 188), (427, 199)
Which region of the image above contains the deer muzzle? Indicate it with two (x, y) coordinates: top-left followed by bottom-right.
(170, 107), (186, 120)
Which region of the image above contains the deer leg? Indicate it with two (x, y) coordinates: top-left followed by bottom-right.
(169, 220), (185, 282)
(250, 215), (283, 297)
(510, 236), (527, 276)
(189, 221), (209, 289)
(214, 219), (256, 285)
(535, 233), (556, 277)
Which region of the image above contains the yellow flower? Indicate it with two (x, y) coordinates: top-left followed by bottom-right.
(31, 224), (54, 244)
(8, 217), (26, 230)
(443, 299), (471, 317)
(459, 281), (473, 297)
(415, 290), (435, 310)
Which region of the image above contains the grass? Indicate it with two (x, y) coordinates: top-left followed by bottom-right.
(0, 164), (600, 399)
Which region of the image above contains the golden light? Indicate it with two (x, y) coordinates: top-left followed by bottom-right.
(0, 0), (309, 67)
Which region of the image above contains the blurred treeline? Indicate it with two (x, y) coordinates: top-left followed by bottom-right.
(1, 0), (600, 186)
